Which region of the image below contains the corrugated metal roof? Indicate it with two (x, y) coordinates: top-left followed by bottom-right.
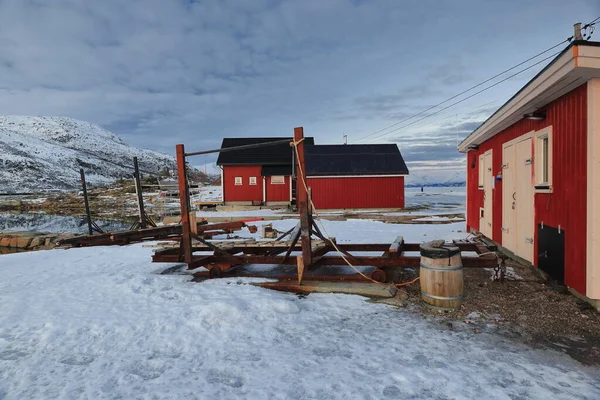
(216, 137), (315, 165)
(305, 144), (409, 176)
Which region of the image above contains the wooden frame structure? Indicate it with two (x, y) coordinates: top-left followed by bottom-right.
(151, 127), (499, 284)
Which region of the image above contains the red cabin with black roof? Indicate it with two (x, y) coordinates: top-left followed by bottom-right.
(217, 138), (409, 209)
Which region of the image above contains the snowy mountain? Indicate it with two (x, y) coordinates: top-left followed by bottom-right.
(0, 116), (175, 193)
(405, 171), (466, 188)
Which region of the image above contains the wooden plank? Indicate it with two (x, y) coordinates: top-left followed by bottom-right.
(297, 255), (305, 284)
(388, 236), (404, 253)
(190, 212), (198, 235)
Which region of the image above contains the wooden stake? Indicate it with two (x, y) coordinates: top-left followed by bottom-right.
(297, 255), (305, 284)
(79, 168), (93, 236)
(133, 156), (147, 229)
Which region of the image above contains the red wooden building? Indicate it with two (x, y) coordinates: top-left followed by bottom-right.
(217, 137), (314, 207)
(217, 139), (409, 209)
(305, 144), (408, 209)
(458, 40), (600, 308)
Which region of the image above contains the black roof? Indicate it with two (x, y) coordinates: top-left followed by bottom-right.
(217, 137), (315, 165)
(305, 144), (409, 176)
(261, 165), (291, 176)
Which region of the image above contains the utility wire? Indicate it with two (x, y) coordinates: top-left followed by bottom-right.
(367, 51), (561, 142)
(584, 16), (599, 27)
(389, 100), (499, 139)
(353, 37), (573, 143)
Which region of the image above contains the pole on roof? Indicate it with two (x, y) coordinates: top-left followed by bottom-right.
(574, 23), (583, 40)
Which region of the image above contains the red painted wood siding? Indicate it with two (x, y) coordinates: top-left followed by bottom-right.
(222, 166), (263, 202)
(466, 84), (588, 294)
(308, 176), (405, 209)
(265, 176), (290, 202)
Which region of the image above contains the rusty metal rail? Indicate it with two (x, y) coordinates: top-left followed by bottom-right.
(58, 220), (248, 247)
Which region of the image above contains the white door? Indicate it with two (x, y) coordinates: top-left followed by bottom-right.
(481, 150), (493, 238)
(502, 143), (516, 251)
(515, 137), (534, 262)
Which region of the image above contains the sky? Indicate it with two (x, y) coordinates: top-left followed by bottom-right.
(0, 0), (598, 183)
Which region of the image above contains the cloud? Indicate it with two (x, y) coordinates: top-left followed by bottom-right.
(0, 0), (596, 169)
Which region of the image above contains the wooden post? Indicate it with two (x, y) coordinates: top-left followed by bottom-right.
(133, 156), (147, 229)
(294, 127), (312, 267)
(79, 168), (93, 236)
(176, 144), (193, 267)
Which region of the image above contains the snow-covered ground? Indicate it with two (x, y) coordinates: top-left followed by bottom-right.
(0, 213), (129, 234)
(1, 219), (599, 399)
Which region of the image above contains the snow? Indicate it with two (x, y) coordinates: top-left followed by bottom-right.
(190, 185), (222, 203)
(1, 218), (600, 399)
(0, 116), (175, 193)
(0, 213), (129, 234)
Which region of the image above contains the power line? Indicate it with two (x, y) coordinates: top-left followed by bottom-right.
(388, 100), (499, 139)
(367, 51), (561, 142)
(353, 38), (572, 143)
(585, 16), (599, 26)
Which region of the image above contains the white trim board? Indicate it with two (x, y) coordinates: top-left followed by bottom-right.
(587, 78), (600, 300)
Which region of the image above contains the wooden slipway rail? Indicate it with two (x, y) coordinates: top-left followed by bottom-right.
(151, 126), (499, 286)
(58, 220), (253, 247)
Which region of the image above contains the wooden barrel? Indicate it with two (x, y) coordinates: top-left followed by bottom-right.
(419, 243), (463, 310)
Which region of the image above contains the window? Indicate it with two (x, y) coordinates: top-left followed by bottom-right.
(271, 175), (285, 184)
(478, 154), (484, 189)
(249, 176), (257, 185)
(234, 176), (242, 186)
(534, 126), (552, 192)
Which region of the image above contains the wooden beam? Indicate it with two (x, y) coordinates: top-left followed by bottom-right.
(388, 236), (404, 254)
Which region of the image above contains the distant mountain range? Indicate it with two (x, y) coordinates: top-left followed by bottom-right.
(405, 171), (465, 188)
(405, 181), (466, 188)
(0, 116), (175, 193)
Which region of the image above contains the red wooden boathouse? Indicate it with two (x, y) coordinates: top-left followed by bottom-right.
(217, 139), (409, 209)
(459, 40), (600, 308)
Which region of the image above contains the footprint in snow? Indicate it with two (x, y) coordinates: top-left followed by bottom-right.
(60, 354), (95, 366)
(0, 350), (28, 360)
(129, 361), (167, 380)
(206, 369), (245, 388)
(271, 300), (300, 314)
(382, 385), (403, 398)
(312, 347), (352, 359)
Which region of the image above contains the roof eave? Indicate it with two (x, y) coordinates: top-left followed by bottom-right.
(458, 41), (600, 153)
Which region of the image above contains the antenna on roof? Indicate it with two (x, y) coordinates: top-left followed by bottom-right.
(574, 23), (583, 40)
(343, 134), (347, 145)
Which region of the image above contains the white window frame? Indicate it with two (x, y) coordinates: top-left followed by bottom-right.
(234, 176), (243, 186)
(478, 154), (484, 189)
(271, 175), (285, 185)
(249, 176), (257, 185)
(534, 126), (553, 193)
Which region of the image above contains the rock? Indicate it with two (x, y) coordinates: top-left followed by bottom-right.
(429, 240), (445, 248)
(29, 237), (42, 248)
(466, 312), (481, 320)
